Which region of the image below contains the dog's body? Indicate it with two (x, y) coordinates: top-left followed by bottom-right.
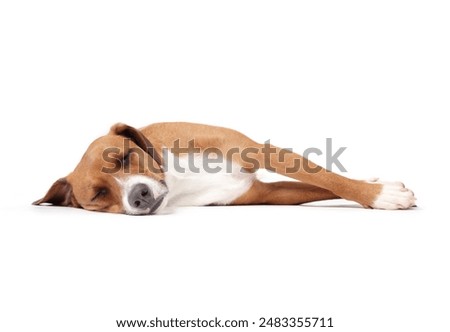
(34, 122), (415, 214)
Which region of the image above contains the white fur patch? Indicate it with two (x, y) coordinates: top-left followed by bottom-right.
(116, 153), (255, 215)
(163, 153), (255, 209)
(369, 179), (416, 210)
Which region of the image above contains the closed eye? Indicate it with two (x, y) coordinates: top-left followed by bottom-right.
(91, 188), (108, 201)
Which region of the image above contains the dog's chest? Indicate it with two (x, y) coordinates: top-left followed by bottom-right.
(164, 153), (255, 207)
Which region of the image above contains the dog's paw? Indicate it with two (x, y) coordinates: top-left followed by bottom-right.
(368, 178), (416, 210)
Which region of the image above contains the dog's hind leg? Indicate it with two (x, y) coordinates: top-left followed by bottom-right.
(231, 180), (339, 205)
(234, 142), (415, 210)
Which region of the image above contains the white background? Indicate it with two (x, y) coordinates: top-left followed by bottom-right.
(1, 1), (449, 331)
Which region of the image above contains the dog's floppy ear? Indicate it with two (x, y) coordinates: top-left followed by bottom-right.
(33, 177), (78, 207)
(109, 123), (162, 166)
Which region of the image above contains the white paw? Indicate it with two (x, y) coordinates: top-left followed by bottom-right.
(368, 178), (416, 210)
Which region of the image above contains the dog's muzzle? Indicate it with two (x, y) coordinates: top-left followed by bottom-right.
(128, 183), (166, 215)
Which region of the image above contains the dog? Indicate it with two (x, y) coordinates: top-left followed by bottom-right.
(33, 122), (416, 215)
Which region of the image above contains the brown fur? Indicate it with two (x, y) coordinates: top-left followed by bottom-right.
(34, 122), (406, 213)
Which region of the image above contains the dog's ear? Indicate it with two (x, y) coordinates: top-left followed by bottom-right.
(33, 177), (78, 207)
(109, 123), (162, 166)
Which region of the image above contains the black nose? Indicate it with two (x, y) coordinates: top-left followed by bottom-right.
(128, 183), (154, 210)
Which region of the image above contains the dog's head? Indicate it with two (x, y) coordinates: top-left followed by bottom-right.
(33, 123), (168, 215)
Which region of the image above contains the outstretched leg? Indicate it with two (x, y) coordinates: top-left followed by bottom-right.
(233, 143), (415, 209)
(232, 180), (339, 205)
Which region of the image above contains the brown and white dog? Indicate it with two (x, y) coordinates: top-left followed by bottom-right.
(33, 122), (415, 215)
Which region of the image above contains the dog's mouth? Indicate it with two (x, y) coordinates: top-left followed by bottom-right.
(126, 191), (167, 216)
(148, 194), (166, 215)
(122, 177), (169, 215)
